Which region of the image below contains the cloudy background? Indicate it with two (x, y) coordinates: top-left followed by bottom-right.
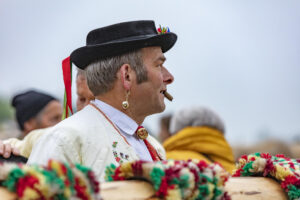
(1, 0), (300, 145)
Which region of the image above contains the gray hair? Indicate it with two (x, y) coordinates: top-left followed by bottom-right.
(85, 50), (147, 96)
(169, 106), (225, 134)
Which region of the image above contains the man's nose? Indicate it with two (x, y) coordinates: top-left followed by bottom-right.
(162, 66), (174, 85)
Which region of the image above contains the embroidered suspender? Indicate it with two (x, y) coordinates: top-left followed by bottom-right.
(90, 103), (130, 145)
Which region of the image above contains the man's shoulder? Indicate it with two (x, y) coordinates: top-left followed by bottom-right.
(63, 104), (99, 123)
(46, 104), (113, 141)
(56, 105), (105, 129)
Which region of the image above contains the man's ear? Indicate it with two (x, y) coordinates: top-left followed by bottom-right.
(119, 64), (134, 90)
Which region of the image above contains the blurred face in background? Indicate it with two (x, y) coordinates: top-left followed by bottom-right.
(36, 100), (62, 128)
(76, 74), (95, 111)
(24, 100), (62, 135)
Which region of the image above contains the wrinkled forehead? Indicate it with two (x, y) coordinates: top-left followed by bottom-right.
(141, 46), (166, 62)
(41, 100), (62, 114)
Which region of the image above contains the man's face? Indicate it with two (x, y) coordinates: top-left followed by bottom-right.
(37, 100), (62, 128)
(131, 47), (174, 116)
(76, 74), (94, 111)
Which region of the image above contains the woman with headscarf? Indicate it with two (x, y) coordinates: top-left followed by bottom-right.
(162, 106), (235, 173)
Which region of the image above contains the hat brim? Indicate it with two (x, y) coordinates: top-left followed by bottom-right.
(70, 33), (177, 69)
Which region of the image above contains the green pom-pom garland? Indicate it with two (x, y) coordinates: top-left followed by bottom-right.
(105, 159), (230, 200)
(234, 153), (300, 200)
(0, 160), (101, 199)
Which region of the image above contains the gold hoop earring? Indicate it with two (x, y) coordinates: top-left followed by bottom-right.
(122, 91), (130, 110)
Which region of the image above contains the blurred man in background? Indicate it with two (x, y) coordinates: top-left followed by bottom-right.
(0, 71), (93, 158)
(76, 69), (94, 111)
(11, 90), (62, 138)
(0, 90), (62, 162)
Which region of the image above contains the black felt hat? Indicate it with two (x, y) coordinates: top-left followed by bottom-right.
(11, 90), (57, 130)
(70, 20), (177, 69)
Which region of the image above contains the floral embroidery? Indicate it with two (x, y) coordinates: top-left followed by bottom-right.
(113, 151), (118, 157)
(112, 141), (118, 148)
(112, 141), (127, 164)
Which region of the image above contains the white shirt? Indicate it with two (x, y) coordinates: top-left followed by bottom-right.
(92, 99), (153, 161)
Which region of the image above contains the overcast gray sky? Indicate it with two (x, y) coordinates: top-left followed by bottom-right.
(1, 0), (300, 145)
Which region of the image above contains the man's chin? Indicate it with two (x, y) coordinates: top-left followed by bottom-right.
(157, 102), (166, 113)
(148, 103), (166, 116)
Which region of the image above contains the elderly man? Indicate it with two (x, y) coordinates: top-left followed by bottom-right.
(76, 69), (94, 111)
(11, 90), (62, 137)
(28, 20), (177, 181)
(0, 90), (62, 162)
(0, 71), (93, 158)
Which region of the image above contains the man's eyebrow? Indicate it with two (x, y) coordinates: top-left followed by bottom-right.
(157, 56), (166, 62)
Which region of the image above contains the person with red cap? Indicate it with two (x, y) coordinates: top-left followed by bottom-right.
(27, 20), (177, 182)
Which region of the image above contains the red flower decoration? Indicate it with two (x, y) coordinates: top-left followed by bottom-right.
(263, 159), (275, 176)
(156, 177), (168, 197)
(197, 160), (209, 172)
(16, 176), (39, 197)
(281, 175), (298, 190)
(112, 167), (125, 181)
(261, 153), (272, 159)
(232, 168), (243, 177)
(241, 155), (248, 161)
